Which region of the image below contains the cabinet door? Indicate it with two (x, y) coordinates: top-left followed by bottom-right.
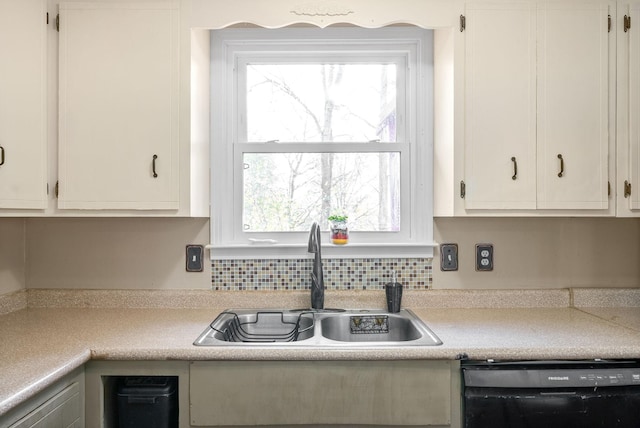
(58, 2), (179, 210)
(537, 2), (610, 209)
(8, 382), (81, 428)
(629, 3), (640, 209)
(190, 361), (452, 426)
(0, 0), (47, 209)
(464, 3), (536, 210)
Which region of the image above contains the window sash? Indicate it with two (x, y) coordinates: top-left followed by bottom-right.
(235, 55), (409, 144)
(232, 143), (412, 243)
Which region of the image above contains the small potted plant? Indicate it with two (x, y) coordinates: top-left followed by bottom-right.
(328, 215), (349, 245)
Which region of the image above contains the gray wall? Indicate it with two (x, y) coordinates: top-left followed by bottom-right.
(433, 217), (640, 289)
(25, 218), (210, 289)
(0, 219), (26, 295)
(0, 217), (634, 291)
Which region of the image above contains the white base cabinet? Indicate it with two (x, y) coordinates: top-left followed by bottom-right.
(0, 369), (84, 428)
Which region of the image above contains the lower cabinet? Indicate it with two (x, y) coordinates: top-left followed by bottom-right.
(190, 360), (461, 427)
(85, 361), (190, 428)
(0, 368), (84, 428)
(85, 360), (461, 428)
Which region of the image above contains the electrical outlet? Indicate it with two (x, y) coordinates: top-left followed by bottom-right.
(475, 244), (493, 271)
(186, 245), (204, 272)
(440, 244), (458, 271)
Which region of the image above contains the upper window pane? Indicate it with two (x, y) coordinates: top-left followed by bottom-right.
(246, 64), (397, 143)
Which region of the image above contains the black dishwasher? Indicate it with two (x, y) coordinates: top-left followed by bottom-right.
(462, 360), (640, 428)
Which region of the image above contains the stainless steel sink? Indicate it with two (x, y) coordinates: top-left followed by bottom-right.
(194, 308), (442, 347)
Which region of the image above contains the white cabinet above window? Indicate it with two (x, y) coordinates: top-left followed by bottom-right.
(58, 2), (180, 210)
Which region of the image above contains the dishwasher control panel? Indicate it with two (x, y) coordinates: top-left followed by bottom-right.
(464, 365), (640, 388)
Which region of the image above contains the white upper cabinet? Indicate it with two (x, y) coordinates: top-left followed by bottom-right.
(460, 0), (613, 214)
(0, 0), (47, 209)
(619, 2), (640, 214)
(463, 3), (537, 210)
(630, 3), (640, 209)
(58, 2), (180, 210)
(537, 2), (611, 210)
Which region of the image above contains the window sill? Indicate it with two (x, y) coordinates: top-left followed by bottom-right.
(207, 243), (436, 260)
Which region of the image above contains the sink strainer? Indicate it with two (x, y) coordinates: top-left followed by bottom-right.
(211, 311), (314, 343)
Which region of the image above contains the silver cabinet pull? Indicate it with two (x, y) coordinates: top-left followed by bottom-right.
(152, 154), (158, 178)
(511, 157), (517, 180)
(557, 154), (564, 177)
(0, 146), (4, 166)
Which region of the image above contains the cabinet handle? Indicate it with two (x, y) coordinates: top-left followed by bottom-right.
(0, 146), (4, 166)
(152, 154), (158, 178)
(625, 15), (631, 33)
(557, 154), (564, 178)
(625, 180), (632, 198)
(511, 157), (517, 180)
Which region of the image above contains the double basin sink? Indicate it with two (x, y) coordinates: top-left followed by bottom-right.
(194, 308), (442, 347)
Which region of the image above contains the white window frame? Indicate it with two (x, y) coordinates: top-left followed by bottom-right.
(210, 27), (435, 259)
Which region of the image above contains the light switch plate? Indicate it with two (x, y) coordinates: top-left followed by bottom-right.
(440, 244), (458, 271)
(475, 244), (493, 271)
(186, 245), (204, 272)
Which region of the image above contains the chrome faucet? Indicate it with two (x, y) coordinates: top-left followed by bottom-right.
(308, 222), (324, 310)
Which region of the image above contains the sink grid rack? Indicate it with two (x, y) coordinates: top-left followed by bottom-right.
(211, 311), (315, 343)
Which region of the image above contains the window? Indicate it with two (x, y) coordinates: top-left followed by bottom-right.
(210, 27), (434, 258)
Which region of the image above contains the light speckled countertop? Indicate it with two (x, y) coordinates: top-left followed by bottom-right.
(1, 289), (640, 416)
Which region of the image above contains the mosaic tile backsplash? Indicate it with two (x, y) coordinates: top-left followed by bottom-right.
(211, 258), (432, 291)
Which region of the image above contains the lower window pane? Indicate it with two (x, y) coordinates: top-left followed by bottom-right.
(242, 152), (400, 232)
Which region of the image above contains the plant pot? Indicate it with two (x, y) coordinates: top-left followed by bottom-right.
(329, 220), (349, 245)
